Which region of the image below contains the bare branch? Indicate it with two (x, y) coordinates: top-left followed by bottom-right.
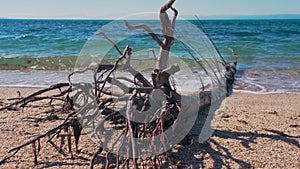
(97, 46), (130, 97)
(170, 6), (178, 16)
(0, 83), (70, 111)
(125, 21), (165, 48)
(170, 7), (178, 30)
(0, 122), (72, 163)
(90, 146), (103, 169)
(160, 0), (176, 13)
(96, 32), (123, 55)
(96, 32), (152, 87)
(162, 64), (180, 75)
(107, 77), (153, 94)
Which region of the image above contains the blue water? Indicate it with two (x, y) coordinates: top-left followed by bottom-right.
(195, 19), (300, 70)
(0, 19), (299, 93)
(0, 19), (111, 57)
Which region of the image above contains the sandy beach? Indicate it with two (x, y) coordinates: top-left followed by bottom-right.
(0, 87), (299, 168)
(1, 0), (300, 168)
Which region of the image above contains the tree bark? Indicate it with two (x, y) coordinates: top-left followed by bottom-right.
(156, 0), (177, 70)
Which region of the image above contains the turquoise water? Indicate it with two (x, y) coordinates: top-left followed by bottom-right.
(0, 19), (299, 93)
(0, 19), (111, 57)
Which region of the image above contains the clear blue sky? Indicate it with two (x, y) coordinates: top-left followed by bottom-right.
(1, 0), (300, 19)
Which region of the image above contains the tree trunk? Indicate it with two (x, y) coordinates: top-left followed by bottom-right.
(156, 0), (177, 70)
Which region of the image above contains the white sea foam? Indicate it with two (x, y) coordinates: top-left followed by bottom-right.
(0, 69), (299, 95)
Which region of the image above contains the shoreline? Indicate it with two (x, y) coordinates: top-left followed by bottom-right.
(1, 83), (299, 95)
(0, 69), (299, 94)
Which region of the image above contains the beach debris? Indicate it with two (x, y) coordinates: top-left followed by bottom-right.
(0, 115), (7, 119)
(268, 111), (278, 115)
(221, 114), (232, 119)
(289, 124), (300, 128)
(0, 0), (238, 168)
(237, 119), (249, 125)
(30, 65), (38, 69)
(0, 83), (70, 112)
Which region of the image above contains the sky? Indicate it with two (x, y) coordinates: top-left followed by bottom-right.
(1, 0), (300, 19)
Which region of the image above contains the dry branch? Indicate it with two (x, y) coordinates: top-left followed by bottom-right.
(125, 21), (165, 48)
(96, 32), (153, 88)
(0, 83), (70, 111)
(0, 121), (72, 164)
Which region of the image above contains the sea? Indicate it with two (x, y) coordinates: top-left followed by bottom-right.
(0, 19), (299, 94)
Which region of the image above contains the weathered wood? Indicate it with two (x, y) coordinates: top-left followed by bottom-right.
(125, 21), (164, 48)
(157, 0), (177, 70)
(89, 146), (103, 169)
(0, 83), (70, 111)
(96, 32), (152, 87)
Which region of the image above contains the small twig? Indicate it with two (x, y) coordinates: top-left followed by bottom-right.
(125, 21), (165, 48)
(0, 83), (70, 111)
(48, 140), (68, 156)
(96, 32), (123, 55)
(0, 122), (72, 163)
(89, 146), (103, 169)
(98, 46), (130, 97)
(0, 149), (19, 165)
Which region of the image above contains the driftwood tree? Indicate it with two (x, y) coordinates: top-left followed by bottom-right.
(125, 0), (179, 90)
(0, 0), (237, 168)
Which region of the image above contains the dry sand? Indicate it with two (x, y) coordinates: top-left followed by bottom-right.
(0, 87), (299, 168)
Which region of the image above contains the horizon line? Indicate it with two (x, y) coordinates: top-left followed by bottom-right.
(1, 14), (300, 20)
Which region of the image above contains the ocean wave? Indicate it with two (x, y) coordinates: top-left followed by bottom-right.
(230, 32), (261, 37)
(233, 68), (300, 94)
(14, 34), (36, 40)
